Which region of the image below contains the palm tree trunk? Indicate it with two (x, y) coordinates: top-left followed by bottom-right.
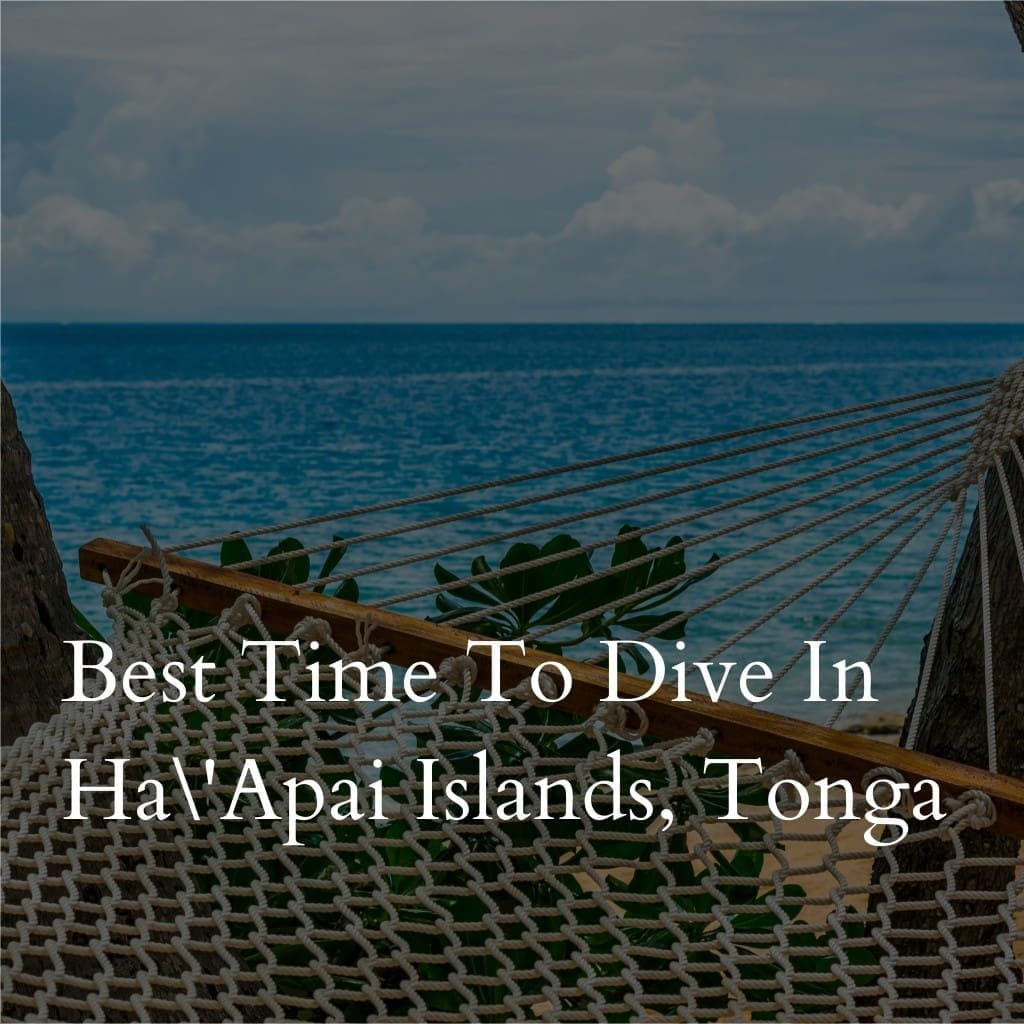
(870, 446), (1024, 1001)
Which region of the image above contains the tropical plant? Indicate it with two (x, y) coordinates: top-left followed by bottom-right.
(429, 525), (719, 673)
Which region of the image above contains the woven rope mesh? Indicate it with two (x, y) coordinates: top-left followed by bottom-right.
(3, 564), (1023, 1022)
(5, 362), (1024, 1021)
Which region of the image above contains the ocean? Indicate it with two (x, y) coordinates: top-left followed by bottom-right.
(4, 323), (1021, 718)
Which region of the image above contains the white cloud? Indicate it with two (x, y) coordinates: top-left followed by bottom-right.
(561, 178), (932, 248)
(651, 110), (722, 180)
(607, 146), (664, 188)
(759, 185), (929, 239)
(4, 194), (152, 266)
(2, 3), (1021, 319)
(4, 172), (1019, 321)
(970, 179), (1024, 237)
(331, 197), (428, 240)
(604, 109), (722, 189)
(563, 181), (748, 244)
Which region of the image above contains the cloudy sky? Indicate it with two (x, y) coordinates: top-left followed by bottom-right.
(2, 2), (1022, 321)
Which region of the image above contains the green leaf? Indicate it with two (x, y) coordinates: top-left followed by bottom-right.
(498, 535), (593, 630)
(648, 537), (687, 587)
(312, 536), (348, 593)
(432, 560), (500, 607)
(259, 538), (310, 586)
(220, 535), (253, 568)
(608, 524), (649, 599)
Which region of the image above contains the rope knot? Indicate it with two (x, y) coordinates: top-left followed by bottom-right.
(943, 789), (996, 832)
(150, 591), (179, 617)
(222, 594), (262, 630)
(762, 749), (812, 789)
(583, 701), (649, 741)
(678, 728), (716, 758)
(291, 616), (333, 646)
(504, 673), (560, 707)
(439, 655), (478, 699)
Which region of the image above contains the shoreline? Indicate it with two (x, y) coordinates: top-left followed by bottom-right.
(840, 709), (905, 744)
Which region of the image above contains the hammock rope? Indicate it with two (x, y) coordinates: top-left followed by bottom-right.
(903, 488), (967, 753)
(169, 379), (988, 564)
(521, 456), (961, 644)
(3, 360), (1022, 1023)
(691, 488), (948, 669)
(359, 412), (975, 606)
(118, 356), (1024, 772)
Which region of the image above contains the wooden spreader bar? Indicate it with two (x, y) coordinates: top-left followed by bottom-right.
(80, 537), (1024, 839)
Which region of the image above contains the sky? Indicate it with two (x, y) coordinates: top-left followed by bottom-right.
(2, 2), (1022, 322)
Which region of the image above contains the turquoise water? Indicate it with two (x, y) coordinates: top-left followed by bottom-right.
(4, 323), (1021, 716)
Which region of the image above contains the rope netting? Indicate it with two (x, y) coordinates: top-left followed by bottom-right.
(3, 360), (1023, 1021)
(3, 591), (1022, 1022)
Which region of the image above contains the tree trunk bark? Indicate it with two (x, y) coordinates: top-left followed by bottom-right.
(1006, 1), (1024, 51)
(1, 382), (77, 744)
(902, 451), (1024, 782)
(870, 445), (1024, 1002)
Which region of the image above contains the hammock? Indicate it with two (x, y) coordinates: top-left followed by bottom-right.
(3, 359), (1023, 1022)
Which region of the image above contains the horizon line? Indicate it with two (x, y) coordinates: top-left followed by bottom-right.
(5, 319), (1023, 328)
